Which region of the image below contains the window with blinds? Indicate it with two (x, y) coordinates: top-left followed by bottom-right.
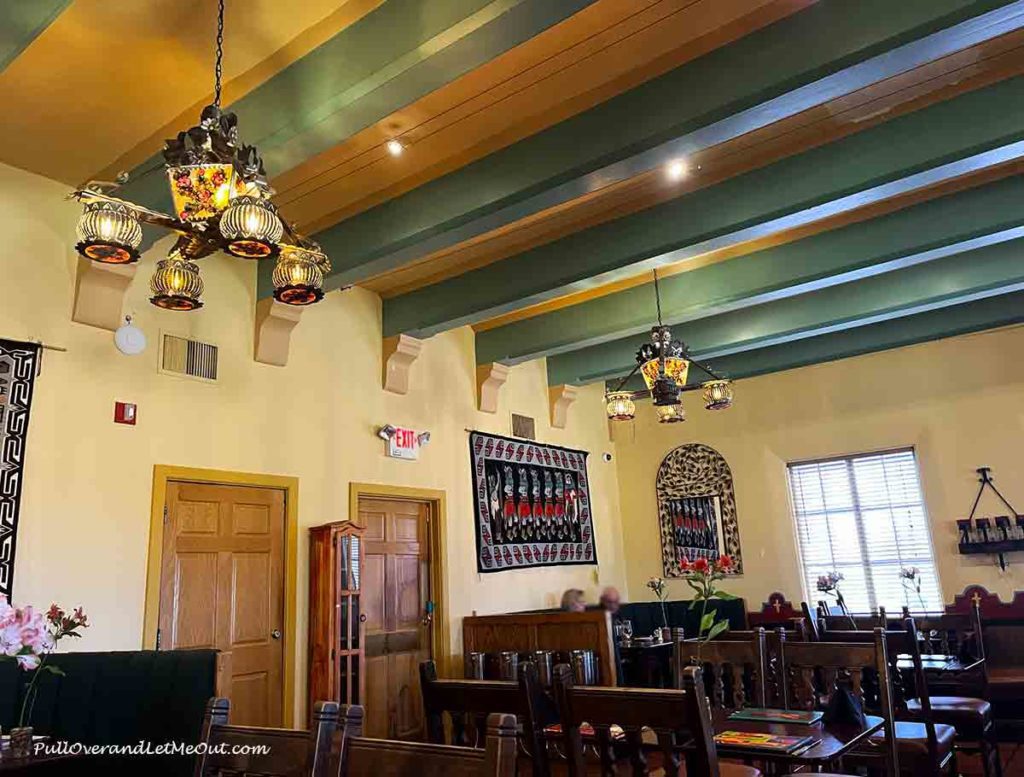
(788, 448), (942, 613)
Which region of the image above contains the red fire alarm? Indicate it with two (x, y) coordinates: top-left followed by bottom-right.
(114, 402), (137, 426)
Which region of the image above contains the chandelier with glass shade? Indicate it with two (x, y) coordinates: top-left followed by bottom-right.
(605, 270), (734, 424)
(69, 0), (329, 312)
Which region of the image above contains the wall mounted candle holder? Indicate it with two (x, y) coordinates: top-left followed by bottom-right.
(956, 467), (1023, 570)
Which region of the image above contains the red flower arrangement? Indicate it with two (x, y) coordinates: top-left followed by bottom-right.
(680, 554), (736, 659)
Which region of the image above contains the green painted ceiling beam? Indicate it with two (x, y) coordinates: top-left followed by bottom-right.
(0, 0), (69, 73)
(550, 234), (1024, 386)
(118, 0), (595, 226)
(315, 0), (1024, 291)
(386, 76), (1024, 337)
(603, 290), (1024, 394)
(477, 174), (1024, 365)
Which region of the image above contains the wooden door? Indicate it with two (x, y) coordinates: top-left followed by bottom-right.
(359, 497), (432, 739)
(158, 481), (286, 727)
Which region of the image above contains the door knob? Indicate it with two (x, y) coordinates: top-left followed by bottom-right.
(271, 630), (282, 640)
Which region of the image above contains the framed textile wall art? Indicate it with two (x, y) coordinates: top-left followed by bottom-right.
(0, 340), (40, 597)
(656, 443), (743, 576)
(470, 431), (596, 572)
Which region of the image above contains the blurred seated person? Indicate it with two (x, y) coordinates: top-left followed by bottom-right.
(560, 588), (586, 612)
(599, 586), (621, 615)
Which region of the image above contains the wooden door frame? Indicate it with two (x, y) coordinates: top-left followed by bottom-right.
(143, 465), (299, 726)
(349, 483), (451, 676)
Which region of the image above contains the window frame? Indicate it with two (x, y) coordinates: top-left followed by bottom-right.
(786, 445), (943, 613)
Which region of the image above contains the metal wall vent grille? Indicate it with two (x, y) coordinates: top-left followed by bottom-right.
(160, 333), (218, 382)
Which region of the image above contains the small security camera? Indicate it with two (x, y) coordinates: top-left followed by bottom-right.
(602, 452), (613, 463)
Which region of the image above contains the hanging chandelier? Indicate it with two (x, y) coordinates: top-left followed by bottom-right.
(69, 0), (327, 311)
(604, 270), (734, 424)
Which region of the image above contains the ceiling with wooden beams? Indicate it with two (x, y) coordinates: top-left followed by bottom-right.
(3, 0), (1024, 392)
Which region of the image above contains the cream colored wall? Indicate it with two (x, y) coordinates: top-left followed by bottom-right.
(614, 323), (1024, 611)
(0, 162), (625, 723)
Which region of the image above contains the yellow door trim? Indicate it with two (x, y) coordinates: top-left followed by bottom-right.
(348, 482), (452, 675)
(144, 465), (299, 726)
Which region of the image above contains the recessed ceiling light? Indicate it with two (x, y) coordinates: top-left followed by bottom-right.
(666, 159), (688, 181)
(386, 139), (405, 157)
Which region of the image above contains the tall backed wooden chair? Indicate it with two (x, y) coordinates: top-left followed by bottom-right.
(816, 601), (888, 631)
(902, 606), (987, 688)
(339, 704), (518, 777)
(776, 628), (900, 777)
(419, 660), (552, 777)
(813, 622), (956, 776)
(800, 602), (821, 641)
(674, 628), (768, 710)
(193, 698), (338, 777)
(552, 663), (760, 777)
(864, 614), (996, 777)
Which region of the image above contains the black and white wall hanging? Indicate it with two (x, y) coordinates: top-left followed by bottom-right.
(656, 443), (743, 576)
(0, 340), (40, 597)
(470, 431), (596, 572)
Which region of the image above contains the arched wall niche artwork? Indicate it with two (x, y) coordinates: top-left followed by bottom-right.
(656, 443), (743, 576)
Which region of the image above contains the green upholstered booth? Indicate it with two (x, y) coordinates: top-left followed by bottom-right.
(0, 649), (219, 776)
(617, 597), (748, 639)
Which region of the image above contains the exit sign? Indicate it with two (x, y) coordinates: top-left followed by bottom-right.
(386, 427), (420, 460)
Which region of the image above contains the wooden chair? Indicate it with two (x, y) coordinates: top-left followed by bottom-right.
(898, 612), (998, 777)
(339, 703), (518, 777)
(674, 627), (768, 710)
(712, 622), (808, 643)
(813, 622), (956, 776)
(552, 662), (760, 777)
(817, 601), (889, 631)
(193, 698), (338, 777)
(902, 605), (987, 686)
(419, 660), (552, 777)
(776, 628), (900, 776)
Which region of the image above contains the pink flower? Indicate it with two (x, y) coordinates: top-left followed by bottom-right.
(679, 557), (691, 571)
(15, 654), (39, 671)
(692, 557), (710, 573)
(0, 622), (23, 657)
(0, 596), (15, 628)
(47, 604), (63, 624)
(716, 555), (733, 571)
(72, 607), (88, 627)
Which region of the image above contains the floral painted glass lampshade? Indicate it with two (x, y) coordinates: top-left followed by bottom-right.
(166, 164), (245, 222)
(640, 356), (689, 390)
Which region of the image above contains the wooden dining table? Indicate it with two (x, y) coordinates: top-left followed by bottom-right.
(894, 653), (969, 673)
(710, 709), (884, 771)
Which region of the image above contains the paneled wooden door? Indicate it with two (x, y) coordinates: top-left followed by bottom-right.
(359, 497), (433, 740)
(158, 481), (286, 727)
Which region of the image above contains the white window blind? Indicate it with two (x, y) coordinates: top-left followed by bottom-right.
(788, 448), (942, 613)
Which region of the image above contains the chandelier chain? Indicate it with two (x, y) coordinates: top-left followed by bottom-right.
(653, 268), (663, 326)
(214, 0), (225, 107)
